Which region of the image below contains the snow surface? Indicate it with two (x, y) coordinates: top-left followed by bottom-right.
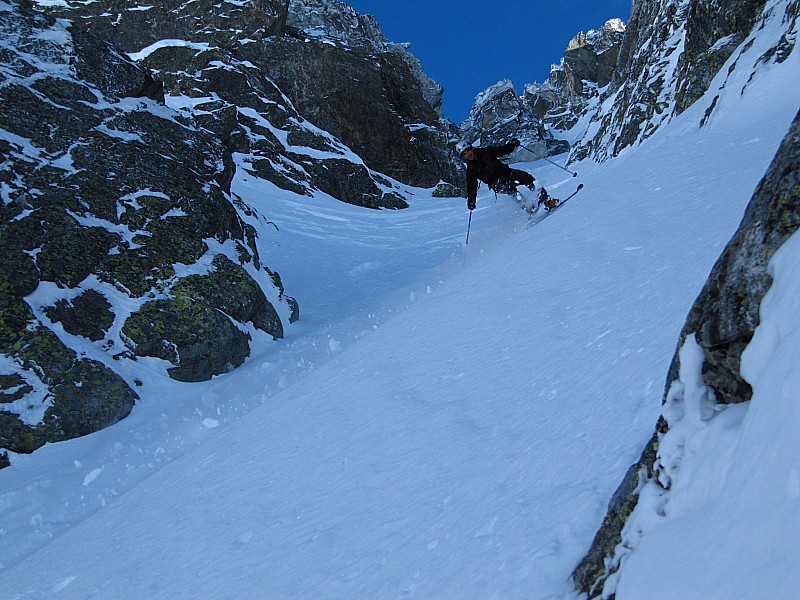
(614, 229), (800, 600)
(1, 17), (800, 600)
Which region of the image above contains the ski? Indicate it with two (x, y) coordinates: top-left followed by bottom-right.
(525, 184), (584, 227)
(547, 183), (584, 213)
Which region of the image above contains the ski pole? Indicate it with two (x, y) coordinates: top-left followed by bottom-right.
(465, 210), (473, 245)
(519, 143), (578, 177)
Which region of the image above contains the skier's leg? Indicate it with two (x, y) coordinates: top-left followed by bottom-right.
(538, 187), (559, 211)
(504, 171), (537, 213)
(492, 176), (517, 196)
(510, 169), (535, 188)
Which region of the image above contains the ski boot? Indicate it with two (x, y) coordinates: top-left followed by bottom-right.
(538, 188), (559, 211)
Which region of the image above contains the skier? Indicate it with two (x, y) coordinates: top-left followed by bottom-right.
(456, 139), (557, 212)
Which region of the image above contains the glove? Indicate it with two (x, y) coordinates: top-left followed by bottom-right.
(467, 197), (476, 210)
(511, 138), (520, 148)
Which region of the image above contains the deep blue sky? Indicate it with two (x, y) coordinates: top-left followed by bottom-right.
(345, 1), (633, 124)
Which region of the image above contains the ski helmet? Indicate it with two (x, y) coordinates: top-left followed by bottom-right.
(455, 141), (471, 156)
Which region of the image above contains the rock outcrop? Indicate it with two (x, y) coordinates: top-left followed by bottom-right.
(34, 0), (462, 205)
(570, 0), (785, 162)
(523, 19), (626, 132)
(570, 1), (798, 594)
(458, 19), (626, 160)
(1, 0), (466, 459)
(458, 79), (569, 160)
(0, 1), (292, 454)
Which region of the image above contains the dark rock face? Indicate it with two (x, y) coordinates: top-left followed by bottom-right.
(121, 255), (284, 382)
(46, 290), (115, 342)
(564, 26), (624, 89)
(122, 299), (250, 383)
(249, 36), (458, 189)
(675, 0), (769, 113)
(671, 104), (800, 405)
(0, 2), (291, 454)
(572, 108), (800, 597)
(572, 0), (778, 161)
(2, 0), (461, 458)
(35, 0), (461, 206)
(54, 0), (284, 53)
(0, 326), (138, 454)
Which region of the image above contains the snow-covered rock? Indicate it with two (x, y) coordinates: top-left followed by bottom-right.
(33, 0), (460, 196)
(459, 19), (626, 159)
(0, 1), (294, 453)
(1, 0), (466, 456)
(570, 0), (789, 162)
(458, 79), (568, 160)
(524, 19), (626, 131)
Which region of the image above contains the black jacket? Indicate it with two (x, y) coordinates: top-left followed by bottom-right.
(464, 142), (518, 202)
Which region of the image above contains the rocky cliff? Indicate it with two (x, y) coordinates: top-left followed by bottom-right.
(0, 0), (298, 454)
(458, 79), (569, 161)
(33, 0), (462, 203)
(574, 103), (800, 600)
(464, 0), (793, 166)
(570, 0), (793, 162)
(524, 19), (626, 133)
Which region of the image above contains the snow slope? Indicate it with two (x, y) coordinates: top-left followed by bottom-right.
(614, 229), (800, 600)
(1, 30), (799, 600)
